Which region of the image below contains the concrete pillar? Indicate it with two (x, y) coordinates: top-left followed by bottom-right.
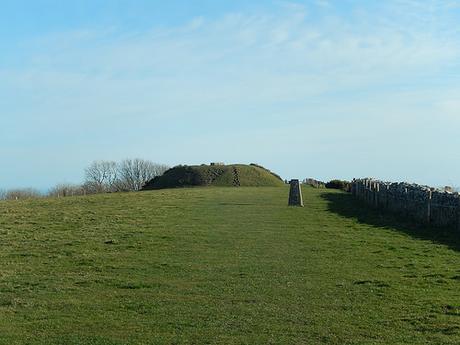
(288, 179), (304, 207)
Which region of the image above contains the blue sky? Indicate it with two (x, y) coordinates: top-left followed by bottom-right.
(1, 0), (460, 190)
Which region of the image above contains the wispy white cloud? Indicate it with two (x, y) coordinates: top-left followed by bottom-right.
(1, 0), (460, 187)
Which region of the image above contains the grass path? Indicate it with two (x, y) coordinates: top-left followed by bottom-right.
(0, 187), (459, 344)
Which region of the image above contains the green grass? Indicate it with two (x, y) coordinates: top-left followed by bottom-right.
(0, 186), (459, 344)
(209, 164), (284, 187)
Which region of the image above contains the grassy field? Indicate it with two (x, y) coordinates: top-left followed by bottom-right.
(0, 186), (459, 344)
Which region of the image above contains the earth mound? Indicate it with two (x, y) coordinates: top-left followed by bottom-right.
(142, 163), (284, 190)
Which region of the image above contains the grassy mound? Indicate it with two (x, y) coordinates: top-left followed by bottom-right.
(142, 163), (284, 190)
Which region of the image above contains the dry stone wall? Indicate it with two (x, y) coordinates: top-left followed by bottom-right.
(351, 179), (460, 230)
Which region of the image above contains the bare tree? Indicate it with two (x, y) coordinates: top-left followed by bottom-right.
(83, 159), (168, 194)
(116, 158), (169, 191)
(84, 161), (118, 193)
(48, 183), (86, 198)
(4, 188), (42, 200)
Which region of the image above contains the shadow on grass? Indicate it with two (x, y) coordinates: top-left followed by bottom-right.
(321, 191), (460, 253)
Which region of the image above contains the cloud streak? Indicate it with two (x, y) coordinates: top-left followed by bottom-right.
(1, 0), (460, 188)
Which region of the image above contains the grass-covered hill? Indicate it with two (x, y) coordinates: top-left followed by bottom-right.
(142, 163), (284, 190)
(1, 187), (460, 344)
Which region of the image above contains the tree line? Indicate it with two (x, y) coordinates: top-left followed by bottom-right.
(0, 158), (169, 200)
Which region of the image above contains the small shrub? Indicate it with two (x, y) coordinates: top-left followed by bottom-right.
(48, 184), (86, 198)
(3, 188), (42, 200)
(304, 178), (326, 188)
(326, 179), (351, 192)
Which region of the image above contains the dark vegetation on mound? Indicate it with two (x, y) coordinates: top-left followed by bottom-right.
(142, 163), (284, 190)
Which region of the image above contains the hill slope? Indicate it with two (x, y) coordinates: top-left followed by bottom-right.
(142, 163), (284, 190)
(0, 187), (459, 344)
